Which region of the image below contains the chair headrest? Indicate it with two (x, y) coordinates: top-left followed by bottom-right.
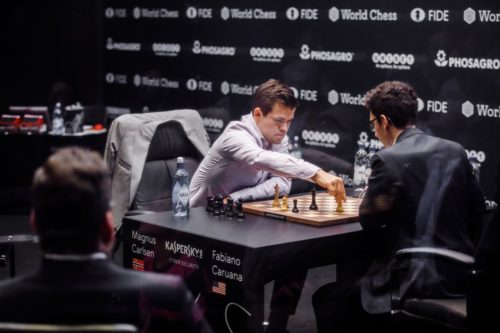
(145, 121), (201, 162)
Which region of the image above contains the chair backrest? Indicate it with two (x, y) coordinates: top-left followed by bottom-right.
(0, 322), (137, 332)
(131, 121), (204, 212)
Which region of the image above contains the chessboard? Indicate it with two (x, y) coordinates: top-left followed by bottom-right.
(242, 192), (362, 227)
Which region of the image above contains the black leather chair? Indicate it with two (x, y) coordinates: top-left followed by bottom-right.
(389, 206), (500, 333)
(130, 120), (204, 213)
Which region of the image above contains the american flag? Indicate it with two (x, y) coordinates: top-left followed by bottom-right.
(132, 258), (144, 271)
(212, 281), (226, 295)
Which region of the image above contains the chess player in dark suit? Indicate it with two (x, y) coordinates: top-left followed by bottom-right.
(312, 81), (486, 332)
(0, 147), (211, 333)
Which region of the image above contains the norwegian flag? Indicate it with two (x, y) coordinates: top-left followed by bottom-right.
(132, 258), (144, 271)
(212, 281), (227, 296)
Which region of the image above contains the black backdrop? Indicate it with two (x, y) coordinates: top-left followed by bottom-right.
(103, 0), (500, 200)
(3, 1), (499, 201)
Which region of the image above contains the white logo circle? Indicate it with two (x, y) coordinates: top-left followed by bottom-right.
(410, 8), (425, 22)
(186, 7), (197, 19)
(105, 73), (114, 83)
(417, 98), (424, 111)
(221, 7), (230, 20)
(133, 7), (141, 19)
(286, 7), (299, 20)
(105, 8), (114, 18)
(133, 75), (141, 87)
(220, 81), (230, 95)
(187, 79), (197, 91)
(290, 87), (299, 98)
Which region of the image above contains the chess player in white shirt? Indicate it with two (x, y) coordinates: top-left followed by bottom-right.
(189, 78), (345, 333)
(190, 78), (345, 208)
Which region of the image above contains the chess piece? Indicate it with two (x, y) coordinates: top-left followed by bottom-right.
(214, 194), (224, 216)
(309, 188), (318, 210)
(226, 197), (235, 217)
(236, 197), (245, 219)
(206, 196), (214, 213)
(280, 195), (289, 211)
(292, 199), (299, 213)
(336, 199), (344, 213)
(273, 184), (280, 208)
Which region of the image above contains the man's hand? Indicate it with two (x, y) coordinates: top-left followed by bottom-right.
(311, 169), (346, 203)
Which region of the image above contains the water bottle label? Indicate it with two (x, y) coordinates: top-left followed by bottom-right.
(178, 184), (189, 206)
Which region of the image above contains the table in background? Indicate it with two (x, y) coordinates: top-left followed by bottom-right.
(0, 132), (107, 213)
(122, 207), (368, 333)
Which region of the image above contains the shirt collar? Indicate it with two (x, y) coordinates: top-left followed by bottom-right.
(242, 113), (271, 149)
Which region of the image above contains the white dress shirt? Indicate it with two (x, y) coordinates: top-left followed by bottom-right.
(189, 113), (320, 207)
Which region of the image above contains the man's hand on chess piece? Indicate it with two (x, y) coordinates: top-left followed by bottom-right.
(311, 170), (346, 203)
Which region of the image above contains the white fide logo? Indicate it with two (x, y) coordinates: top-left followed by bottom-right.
(203, 117), (224, 132)
(220, 81), (230, 95)
(302, 130), (340, 148)
(221, 7), (230, 20)
(290, 87), (299, 99)
(372, 52), (414, 70)
(250, 47), (284, 63)
(186, 79), (197, 91)
(133, 7), (141, 19)
(286, 7), (300, 20)
(105, 73), (114, 84)
(417, 98), (424, 111)
(435, 50), (500, 70)
(418, 98), (448, 113)
(186, 7), (197, 19)
(105, 8), (114, 18)
(466, 149), (486, 163)
(410, 8), (425, 22)
(133, 75), (141, 87)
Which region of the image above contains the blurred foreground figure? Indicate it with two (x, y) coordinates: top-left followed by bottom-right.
(0, 147), (211, 333)
(313, 81), (485, 332)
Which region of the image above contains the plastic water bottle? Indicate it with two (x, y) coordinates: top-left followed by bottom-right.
(51, 102), (65, 135)
(172, 157), (190, 217)
(353, 141), (368, 189)
(290, 135), (303, 159)
(364, 143), (377, 185)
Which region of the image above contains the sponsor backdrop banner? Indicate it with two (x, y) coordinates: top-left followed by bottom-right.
(103, 0), (500, 200)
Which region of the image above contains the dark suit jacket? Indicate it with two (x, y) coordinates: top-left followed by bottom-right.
(359, 127), (485, 314)
(0, 256), (211, 333)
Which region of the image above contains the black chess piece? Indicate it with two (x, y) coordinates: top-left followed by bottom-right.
(309, 188), (318, 210)
(226, 197), (235, 217)
(292, 199), (299, 213)
(206, 196), (214, 213)
(236, 197), (245, 219)
(214, 194), (224, 216)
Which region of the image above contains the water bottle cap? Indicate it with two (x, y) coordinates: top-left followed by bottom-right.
(294, 135), (299, 141)
(177, 156), (184, 164)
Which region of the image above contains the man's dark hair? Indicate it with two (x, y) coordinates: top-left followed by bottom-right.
(252, 79), (298, 115)
(365, 81), (418, 129)
(32, 147), (111, 253)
